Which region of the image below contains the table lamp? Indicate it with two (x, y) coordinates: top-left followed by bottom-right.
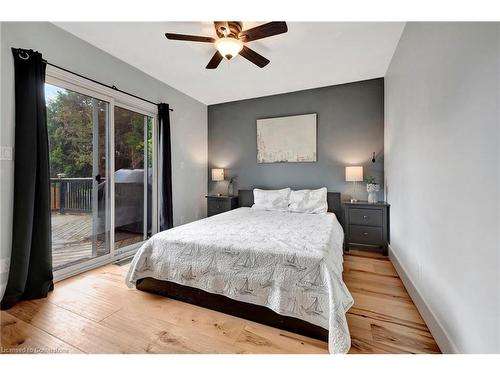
(211, 168), (224, 196)
(345, 166), (363, 202)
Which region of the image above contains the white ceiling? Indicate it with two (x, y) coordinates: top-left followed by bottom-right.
(54, 22), (405, 105)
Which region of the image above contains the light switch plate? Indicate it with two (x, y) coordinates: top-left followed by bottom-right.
(0, 146), (13, 161)
(0, 257), (10, 273)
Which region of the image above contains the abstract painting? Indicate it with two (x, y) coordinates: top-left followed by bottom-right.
(257, 113), (317, 163)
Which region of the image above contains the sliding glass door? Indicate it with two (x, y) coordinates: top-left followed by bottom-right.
(114, 106), (153, 252)
(45, 70), (158, 278)
(46, 83), (110, 271)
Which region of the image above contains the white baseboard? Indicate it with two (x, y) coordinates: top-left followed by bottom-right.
(388, 244), (459, 354)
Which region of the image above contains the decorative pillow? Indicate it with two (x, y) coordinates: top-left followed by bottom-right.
(252, 188), (291, 211)
(288, 187), (328, 214)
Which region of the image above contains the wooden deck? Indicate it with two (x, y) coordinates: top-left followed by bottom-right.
(52, 213), (94, 270)
(0, 249), (440, 354)
(51, 213), (142, 270)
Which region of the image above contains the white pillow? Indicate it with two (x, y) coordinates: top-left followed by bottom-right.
(288, 187), (328, 214)
(252, 188), (291, 211)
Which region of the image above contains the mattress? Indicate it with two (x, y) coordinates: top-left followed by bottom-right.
(125, 207), (354, 353)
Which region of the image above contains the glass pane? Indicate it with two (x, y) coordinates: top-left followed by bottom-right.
(114, 106), (152, 250)
(46, 83), (110, 271)
(146, 117), (153, 238)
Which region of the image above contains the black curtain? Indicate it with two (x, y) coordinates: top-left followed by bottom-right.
(158, 103), (173, 231)
(1, 49), (53, 310)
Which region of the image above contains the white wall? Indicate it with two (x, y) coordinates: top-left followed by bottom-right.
(0, 22), (207, 299)
(385, 22), (500, 353)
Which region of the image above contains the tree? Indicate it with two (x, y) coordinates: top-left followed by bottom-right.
(47, 90), (96, 177)
(46, 87), (152, 178)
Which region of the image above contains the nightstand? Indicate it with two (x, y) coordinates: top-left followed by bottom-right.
(206, 195), (239, 217)
(344, 201), (390, 255)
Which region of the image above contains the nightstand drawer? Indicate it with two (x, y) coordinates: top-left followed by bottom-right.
(206, 195), (238, 217)
(207, 199), (229, 215)
(349, 208), (383, 226)
(349, 225), (383, 245)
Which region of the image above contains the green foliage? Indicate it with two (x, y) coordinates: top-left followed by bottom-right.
(114, 107), (152, 170)
(364, 176), (377, 185)
(47, 88), (152, 178)
(47, 90), (95, 177)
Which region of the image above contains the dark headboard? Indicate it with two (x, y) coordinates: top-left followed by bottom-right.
(238, 189), (342, 224)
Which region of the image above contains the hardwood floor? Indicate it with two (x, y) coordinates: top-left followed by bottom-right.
(0, 249), (440, 354)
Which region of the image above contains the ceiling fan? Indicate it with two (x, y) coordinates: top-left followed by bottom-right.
(165, 21), (288, 69)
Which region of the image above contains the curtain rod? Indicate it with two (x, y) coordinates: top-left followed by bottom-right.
(44, 60), (173, 112)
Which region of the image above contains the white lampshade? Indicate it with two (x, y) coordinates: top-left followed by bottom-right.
(211, 168), (224, 182)
(215, 37), (243, 60)
(345, 166), (363, 182)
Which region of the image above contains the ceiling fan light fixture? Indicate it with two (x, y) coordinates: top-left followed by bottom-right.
(215, 37), (243, 60)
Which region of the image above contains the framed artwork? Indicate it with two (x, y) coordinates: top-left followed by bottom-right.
(256, 113), (317, 163)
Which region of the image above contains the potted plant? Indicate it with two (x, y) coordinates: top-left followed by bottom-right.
(364, 176), (380, 203)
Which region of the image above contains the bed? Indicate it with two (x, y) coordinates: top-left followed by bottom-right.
(125, 189), (353, 353)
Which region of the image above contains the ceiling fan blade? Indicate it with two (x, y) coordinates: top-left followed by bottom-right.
(239, 22), (288, 42)
(206, 51), (224, 69)
(238, 46), (270, 68)
(165, 33), (215, 43)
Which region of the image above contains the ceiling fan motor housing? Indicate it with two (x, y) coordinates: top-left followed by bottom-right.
(215, 21), (243, 38)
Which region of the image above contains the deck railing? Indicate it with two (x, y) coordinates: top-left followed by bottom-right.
(50, 178), (93, 214)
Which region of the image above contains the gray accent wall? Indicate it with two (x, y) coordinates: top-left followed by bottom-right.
(0, 22), (208, 299)
(385, 22), (500, 353)
(208, 78), (384, 200)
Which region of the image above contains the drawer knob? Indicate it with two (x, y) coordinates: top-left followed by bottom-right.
(363, 215), (368, 219)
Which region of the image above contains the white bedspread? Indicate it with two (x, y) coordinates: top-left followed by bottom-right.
(125, 207), (354, 353)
